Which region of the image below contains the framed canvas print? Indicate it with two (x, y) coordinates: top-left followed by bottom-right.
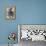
(6, 5), (16, 20)
(18, 24), (46, 42)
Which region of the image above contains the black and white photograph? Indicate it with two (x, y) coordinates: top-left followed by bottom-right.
(6, 6), (16, 20)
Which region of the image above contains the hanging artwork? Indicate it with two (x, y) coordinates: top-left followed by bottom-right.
(6, 5), (16, 20)
(8, 32), (16, 41)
